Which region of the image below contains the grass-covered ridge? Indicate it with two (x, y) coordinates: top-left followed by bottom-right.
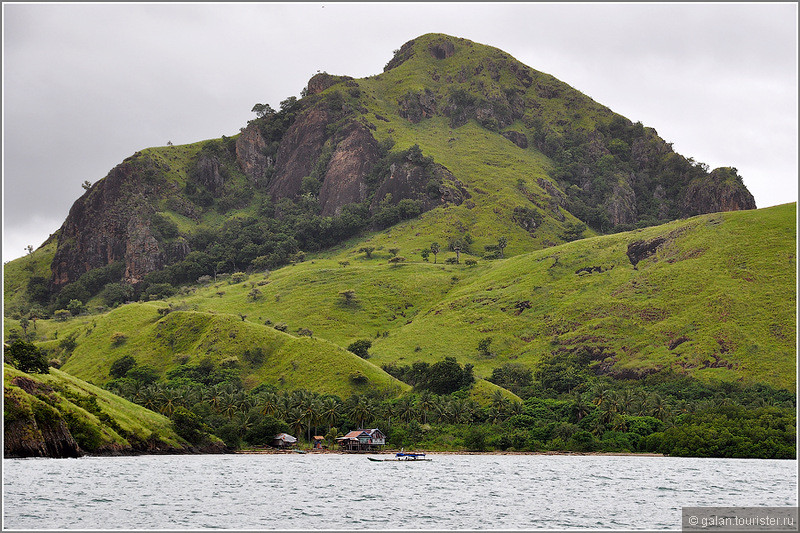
(4, 363), (192, 455)
(55, 302), (410, 398)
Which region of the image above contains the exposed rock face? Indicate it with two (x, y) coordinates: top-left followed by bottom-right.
(681, 167), (756, 216)
(124, 216), (166, 284)
(50, 156), (164, 288)
(501, 130), (528, 149)
(384, 38), (416, 71)
(192, 155), (225, 192)
(429, 40), (455, 60)
(370, 161), (469, 213)
(627, 236), (667, 266)
(319, 122), (381, 216)
(268, 108), (333, 200)
(305, 72), (353, 96)
(4, 378), (82, 459)
(398, 90), (437, 123)
(605, 173), (638, 226)
(235, 123), (271, 186)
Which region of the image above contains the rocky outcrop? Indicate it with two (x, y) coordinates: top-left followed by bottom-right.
(192, 154), (225, 192)
(235, 123), (272, 186)
(305, 72), (353, 96)
(319, 122), (381, 216)
(429, 40), (455, 60)
(384, 38), (416, 71)
(681, 167), (756, 216)
(398, 89), (437, 124)
(123, 217), (166, 284)
(627, 236), (667, 267)
(268, 108), (333, 200)
(4, 378), (82, 458)
(605, 173), (638, 226)
(50, 155), (165, 288)
(501, 130), (528, 149)
(370, 161), (469, 213)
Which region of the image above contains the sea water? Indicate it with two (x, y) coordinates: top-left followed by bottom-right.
(3, 454), (796, 530)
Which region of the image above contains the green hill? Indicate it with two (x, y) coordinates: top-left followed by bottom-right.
(54, 302), (410, 398)
(4, 363), (211, 457)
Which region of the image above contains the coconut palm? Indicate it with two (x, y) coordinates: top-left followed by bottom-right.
(430, 395), (450, 424)
(650, 394), (672, 421)
(396, 397), (416, 423)
(258, 391), (280, 417)
(140, 384), (160, 411)
(285, 407), (305, 440)
(449, 398), (469, 424)
(570, 396), (591, 421)
(378, 401), (395, 430)
(158, 386), (183, 417)
(508, 401), (523, 418)
(321, 397), (342, 431)
(349, 396), (376, 429)
(302, 398), (323, 442)
(417, 391), (434, 424)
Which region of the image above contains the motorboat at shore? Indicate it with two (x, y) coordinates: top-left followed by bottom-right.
(368, 451), (431, 462)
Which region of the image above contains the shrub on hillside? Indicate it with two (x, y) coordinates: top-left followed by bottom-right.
(5, 340), (49, 374)
(348, 339), (372, 359)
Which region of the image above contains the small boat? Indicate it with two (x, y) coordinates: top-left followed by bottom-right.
(368, 451), (431, 462)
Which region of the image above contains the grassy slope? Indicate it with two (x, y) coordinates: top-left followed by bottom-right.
(370, 204), (797, 390)
(4, 364), (188, 451)
(56, 302), (410, 398)
(157, 203), (795, 391)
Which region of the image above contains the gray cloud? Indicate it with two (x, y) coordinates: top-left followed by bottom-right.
(3, 2), (797, 261)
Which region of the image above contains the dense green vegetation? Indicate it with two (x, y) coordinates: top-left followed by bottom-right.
(98, 360), (794, 458)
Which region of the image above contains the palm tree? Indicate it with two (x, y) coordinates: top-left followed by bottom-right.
(591, 387), (611, 407)
(140, 384), (160, 412)
(449, 398), (469, 424)
(158, 386), (182, 417)
(349, 396), (376, 429)
(208, 384), (224, 412)
(508, 401), (523, 418)
(220, 391), (241, 419)
(324, 426), (341, 449)
(430, 395), (450, 424)
(486, 406), (503, 425)
(303, 398), (323, 443)
(650, 393), (671, 421)
(321, 397), (341, 432)
(417, 391), (434, 424)
(378, 401), (395, 430)
(570, 396), (591, 421)
(286, 407), (306, 440)
(258, 391), (280, 417)
(396, 397), (416, 423)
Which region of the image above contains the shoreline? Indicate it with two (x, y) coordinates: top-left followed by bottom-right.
(234, 448), (666, 457)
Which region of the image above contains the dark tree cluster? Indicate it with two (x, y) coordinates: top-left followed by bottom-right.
(382, 357), (475, 395)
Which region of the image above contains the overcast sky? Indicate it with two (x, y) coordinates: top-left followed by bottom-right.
(3, 2), (797, 262)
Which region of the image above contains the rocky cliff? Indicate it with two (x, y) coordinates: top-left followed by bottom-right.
(50, 154), (168, 289)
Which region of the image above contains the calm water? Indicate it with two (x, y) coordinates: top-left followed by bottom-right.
(3, 454), (797, 530)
